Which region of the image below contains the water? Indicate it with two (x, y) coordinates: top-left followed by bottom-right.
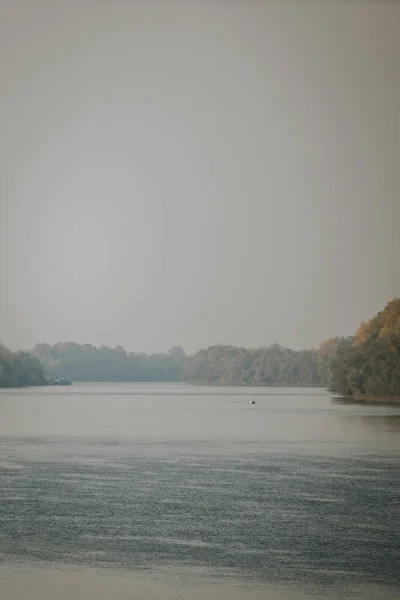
(0, 383), (399, 599)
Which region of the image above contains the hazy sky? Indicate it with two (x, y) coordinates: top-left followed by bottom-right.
(0, 1), (399, 354)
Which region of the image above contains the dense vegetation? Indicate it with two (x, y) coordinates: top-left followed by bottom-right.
(0, 344), (46, 387)
(183, 338), (355, 387)
(34, 343), (184, 382)
(329, 299), (400, 399)
(3, 299), (399, 395)
(184, 344), (321, 386)
(34, 340), (343, 387)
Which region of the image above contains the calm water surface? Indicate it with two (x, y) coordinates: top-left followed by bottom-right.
(0, 383), (399, 599)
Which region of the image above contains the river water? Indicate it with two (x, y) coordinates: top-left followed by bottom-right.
(0, 383), (399, 599)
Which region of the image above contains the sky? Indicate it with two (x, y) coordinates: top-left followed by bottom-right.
(0, 0), (399, 354)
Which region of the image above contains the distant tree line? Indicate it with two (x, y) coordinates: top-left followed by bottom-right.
(34, 340), (349, 387)
(184, 344), (323, 386)
(34, 343), (185, 383)
(2, 299), (399, 396)
(0, 344), (46, 387)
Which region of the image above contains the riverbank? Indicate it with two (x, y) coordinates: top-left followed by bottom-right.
(186, 381), (326, 388)
(334, 395), (400, 405)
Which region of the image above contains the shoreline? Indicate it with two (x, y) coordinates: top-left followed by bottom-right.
(0, 382), (327, 390)
(333, 395), (400, 405)
(0, 562), (307, 600)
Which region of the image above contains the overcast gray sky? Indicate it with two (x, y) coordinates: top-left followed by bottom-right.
(0, 1), (399, 354)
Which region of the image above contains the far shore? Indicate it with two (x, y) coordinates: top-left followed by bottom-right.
(0, 381), (327, 390)
(333, 395), (400, 405)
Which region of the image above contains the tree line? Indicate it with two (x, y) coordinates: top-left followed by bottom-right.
(2, 299), (399, 398)
(185, 344), (322, 386)
(0, 344), (46, 388)
(34, 339), (350, 388)
(329, 299), (400, 399)
(34, 343), (184, 383)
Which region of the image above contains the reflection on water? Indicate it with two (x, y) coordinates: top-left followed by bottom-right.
(0, 384), (399, 599)
(359, 414), (400, 432)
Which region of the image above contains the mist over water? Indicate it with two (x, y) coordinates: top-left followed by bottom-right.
(0, 384), (399, 599)
(1, 1), (399, 597)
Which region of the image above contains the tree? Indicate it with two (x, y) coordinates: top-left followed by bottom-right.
(330, 300), (400, 399)
(0, 344), (46, 388)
